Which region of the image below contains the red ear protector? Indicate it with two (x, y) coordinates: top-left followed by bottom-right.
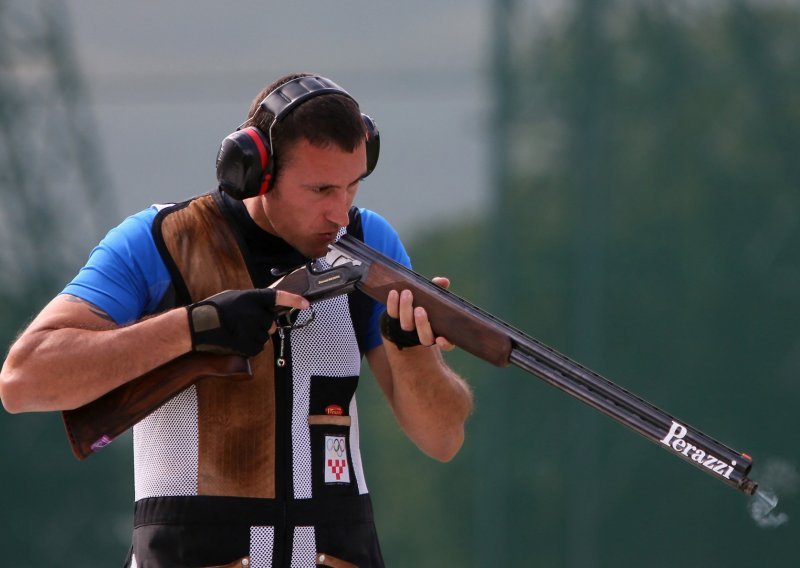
(216, 76), (380, 200)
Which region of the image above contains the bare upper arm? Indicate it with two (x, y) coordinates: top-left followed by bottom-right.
(24, 293), (120, 336)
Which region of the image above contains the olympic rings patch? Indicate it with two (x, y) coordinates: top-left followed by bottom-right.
(324, 435), (350, 484)
(326, 437), (346, 456)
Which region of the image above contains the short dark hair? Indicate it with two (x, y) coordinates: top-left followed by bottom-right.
(243, 73), (367, 180)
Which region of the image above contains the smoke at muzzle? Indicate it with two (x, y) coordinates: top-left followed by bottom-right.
(748, 458), (798, 528)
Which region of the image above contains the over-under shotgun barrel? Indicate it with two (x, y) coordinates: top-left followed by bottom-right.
(330, 235), (758, 495)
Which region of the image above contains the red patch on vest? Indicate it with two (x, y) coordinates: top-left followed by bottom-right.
(325, 404), (344, 416)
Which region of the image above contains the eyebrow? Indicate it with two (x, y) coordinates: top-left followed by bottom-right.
(305, 171), (368, 191)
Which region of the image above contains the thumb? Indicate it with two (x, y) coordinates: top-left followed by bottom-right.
(432, 276), (451, 290)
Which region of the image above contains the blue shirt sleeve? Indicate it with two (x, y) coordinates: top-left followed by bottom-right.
(61, 207), (172, 325)
(359, 208), (412, 352)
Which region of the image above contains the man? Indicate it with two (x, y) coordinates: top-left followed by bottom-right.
(0, 73), (473, 567)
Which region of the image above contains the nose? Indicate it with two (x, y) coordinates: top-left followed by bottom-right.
(324, 191), (352, 228)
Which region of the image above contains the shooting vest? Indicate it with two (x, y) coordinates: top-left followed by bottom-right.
(128, 192), (383, 568)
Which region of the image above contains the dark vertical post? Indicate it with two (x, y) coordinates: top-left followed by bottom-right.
(474, 0), (515, 564)
(564, 1), (608, 565)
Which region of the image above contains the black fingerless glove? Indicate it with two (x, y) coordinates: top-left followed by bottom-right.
(187, 288), (277, 357)
(379, 311), (422, 350)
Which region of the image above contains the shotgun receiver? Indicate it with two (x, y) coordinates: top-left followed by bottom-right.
(325, 235), (759, 496)
(61, 258), (364, 460)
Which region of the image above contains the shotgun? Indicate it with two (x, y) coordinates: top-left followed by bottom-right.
(64, 235), (760, 498)
(61, 258), (365, 460)
(325, 235), (759, 496)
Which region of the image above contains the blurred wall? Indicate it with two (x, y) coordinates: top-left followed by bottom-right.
(63, 0), (489, 235)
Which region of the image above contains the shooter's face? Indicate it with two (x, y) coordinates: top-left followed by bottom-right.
(248, 138), (367, 259)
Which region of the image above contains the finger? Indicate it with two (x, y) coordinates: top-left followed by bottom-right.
(399, 289), (415, 331)
(275, 290), (310, 311)
(435, 336), (455, 351)
(431, 276), (451, 290)
(386, 289), (400, 319)
(413, 306), (436, 346)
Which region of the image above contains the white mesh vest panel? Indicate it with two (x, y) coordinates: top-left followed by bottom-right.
(134, 386), (199, 499)
(289, 293), (365, 499)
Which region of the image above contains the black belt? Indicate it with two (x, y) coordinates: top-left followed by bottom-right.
(134, 494), (376, 528)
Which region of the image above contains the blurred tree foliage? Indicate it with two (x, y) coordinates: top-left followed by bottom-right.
(361, 1), (800, 566)
(0, 2), (128, 565)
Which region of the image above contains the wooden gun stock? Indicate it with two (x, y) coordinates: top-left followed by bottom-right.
(62, 354), (251, 460)
(62, 258), (364, 460)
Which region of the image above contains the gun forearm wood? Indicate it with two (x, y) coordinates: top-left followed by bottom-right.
(359, 262), (513, 366)
(328, 235), (514, 365)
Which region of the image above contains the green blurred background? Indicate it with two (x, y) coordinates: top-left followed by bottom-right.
(2, 0), (799, 566)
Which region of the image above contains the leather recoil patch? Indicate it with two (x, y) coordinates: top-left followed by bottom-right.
(160, 194), (277, 498)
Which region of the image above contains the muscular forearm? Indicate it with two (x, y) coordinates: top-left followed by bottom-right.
(380, 341), (473, 462)
(0, 308), (191, 413)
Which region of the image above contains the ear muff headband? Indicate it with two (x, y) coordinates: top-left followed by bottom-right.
(260, 76), (351, 123)
(216, 75), (380, 200)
